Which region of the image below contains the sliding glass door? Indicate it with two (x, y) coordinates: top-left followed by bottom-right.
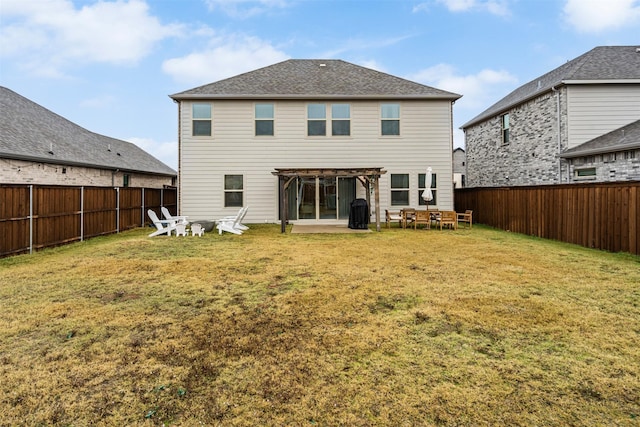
(281, 176), (357, 221)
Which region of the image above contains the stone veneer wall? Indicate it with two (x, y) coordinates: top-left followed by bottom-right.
(567, 151), (640, 182)
(0, 158), (174, 188)
(466, 87), (569, 187)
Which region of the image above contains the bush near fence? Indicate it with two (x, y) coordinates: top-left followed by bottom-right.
(0, 184), (177, 257)
(455, 181), (640, 255)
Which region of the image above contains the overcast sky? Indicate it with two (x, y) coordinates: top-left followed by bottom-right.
(1, 0), (639, 170)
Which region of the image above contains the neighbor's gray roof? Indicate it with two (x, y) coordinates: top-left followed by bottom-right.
(462, 46), (640, 129)
(0, 87), (176, 176)
(170, 59), (461, 100)
(560, 119), (640, 158)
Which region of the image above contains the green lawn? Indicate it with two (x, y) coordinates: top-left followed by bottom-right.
(0, 224), (638, 426)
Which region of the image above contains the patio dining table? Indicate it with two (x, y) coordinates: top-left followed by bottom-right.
(401, 208), (441, 229)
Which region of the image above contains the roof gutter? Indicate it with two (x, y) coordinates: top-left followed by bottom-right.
(559, 142), (640, 158)
(169, 93), (462, 101)
(0, 152), (176, 177)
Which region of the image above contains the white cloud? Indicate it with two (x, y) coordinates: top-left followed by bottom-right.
(0, 0), (181, 75)
(414, 0), (510, 16)
(407, 64), (518, 147)
(162, 35), (290, 86)
(408, 63), (518, 110)
(563, 0), (640, 33)
(127, 137), (178, 170)
(204, 0), (289, 18)
(319, 35), (414, 59)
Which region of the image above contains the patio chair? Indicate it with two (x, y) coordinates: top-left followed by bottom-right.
(402, 208), (416, 229)
(218, 207), (249, 232)
(385, 209), (402, 228)
(457, 210), (473, 228)
(216, 208), (246, 235)
(161, 206), (188, 225)
(148, 209), (177, 237)
(437, 210), (458, 230)
(413, 210), (431, 230)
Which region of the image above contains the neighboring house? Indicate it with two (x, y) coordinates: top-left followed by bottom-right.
(559, 119), (640, 181)
(462, 46), (640, 187)
(0, 86), (176, 187)
(453, 147), (466, 188)
(169, 59), (461, 226)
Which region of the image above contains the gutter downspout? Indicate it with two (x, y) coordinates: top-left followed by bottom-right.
(551, 86), (562, 182)
(111, 169), (120, 187)
(174, 99), (182, 215)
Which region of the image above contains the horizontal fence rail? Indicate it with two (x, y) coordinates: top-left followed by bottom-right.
(455, 181), (639, 255)
(0, 184), (177, 257)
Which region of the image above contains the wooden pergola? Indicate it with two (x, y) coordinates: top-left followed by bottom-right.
(272, 167), (387, 233)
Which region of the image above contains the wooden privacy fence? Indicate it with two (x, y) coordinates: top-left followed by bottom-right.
(0, 184), (177, 257)
(455, 181), (639, 255)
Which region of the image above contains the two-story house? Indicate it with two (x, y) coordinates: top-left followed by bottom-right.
(1, 86), (176, 188)
(462, 46), (640, 187)
(453, 147), (466, 188)
(170, 59), (461, 229)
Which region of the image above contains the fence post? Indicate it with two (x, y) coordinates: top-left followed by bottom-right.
(80, 186), (84, 241)
(29, 185), (33, 255)
(116, 187), (120, 233)
(141, 188), (145, 227)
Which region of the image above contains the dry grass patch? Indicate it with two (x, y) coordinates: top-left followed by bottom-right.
(0, 224), (638, 426)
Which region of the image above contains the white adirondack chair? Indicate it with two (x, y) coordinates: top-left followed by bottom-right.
(148, 209), (177, 237)
(216, 208), (246, 235)
(161, 206), (188, 225)
(218, 207), (249, 231)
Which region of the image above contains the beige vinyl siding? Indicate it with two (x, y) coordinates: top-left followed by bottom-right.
(179, 99), (454, 222)
(566, 84), (640, 149)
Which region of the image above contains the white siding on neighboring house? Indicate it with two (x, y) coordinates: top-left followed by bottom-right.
(179, 99), (454, 223)
(567, 85), (640, 149)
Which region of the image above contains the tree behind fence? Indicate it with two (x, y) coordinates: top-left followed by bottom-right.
(455, 181), (639, 255)
(0, 185), (177, 257)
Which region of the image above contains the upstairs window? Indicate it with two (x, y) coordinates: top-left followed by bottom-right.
(390, 173), (409, 206)
(255, 103), (274, 136)
(331, 104), (350, 136)
(418, 173), (437, 206)
(381, 103), (400, 136)
(501, 113), (510, 144)
(192, 103), (212, 136)
(224, 175), (243, 207)
(307, 104), (326, 136)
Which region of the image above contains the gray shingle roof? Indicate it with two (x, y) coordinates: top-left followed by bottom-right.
(559, 119), (640, 158)
(170, 59), (461, 100)
(0, 86), (176, 176)
(462, 46), (640, 129)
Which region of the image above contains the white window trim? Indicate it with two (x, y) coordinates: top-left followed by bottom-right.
(192, 102), (212, 138)
(380, 103), (401, 137)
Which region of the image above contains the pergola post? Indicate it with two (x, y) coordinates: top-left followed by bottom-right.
(279, 176), (286, 233)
